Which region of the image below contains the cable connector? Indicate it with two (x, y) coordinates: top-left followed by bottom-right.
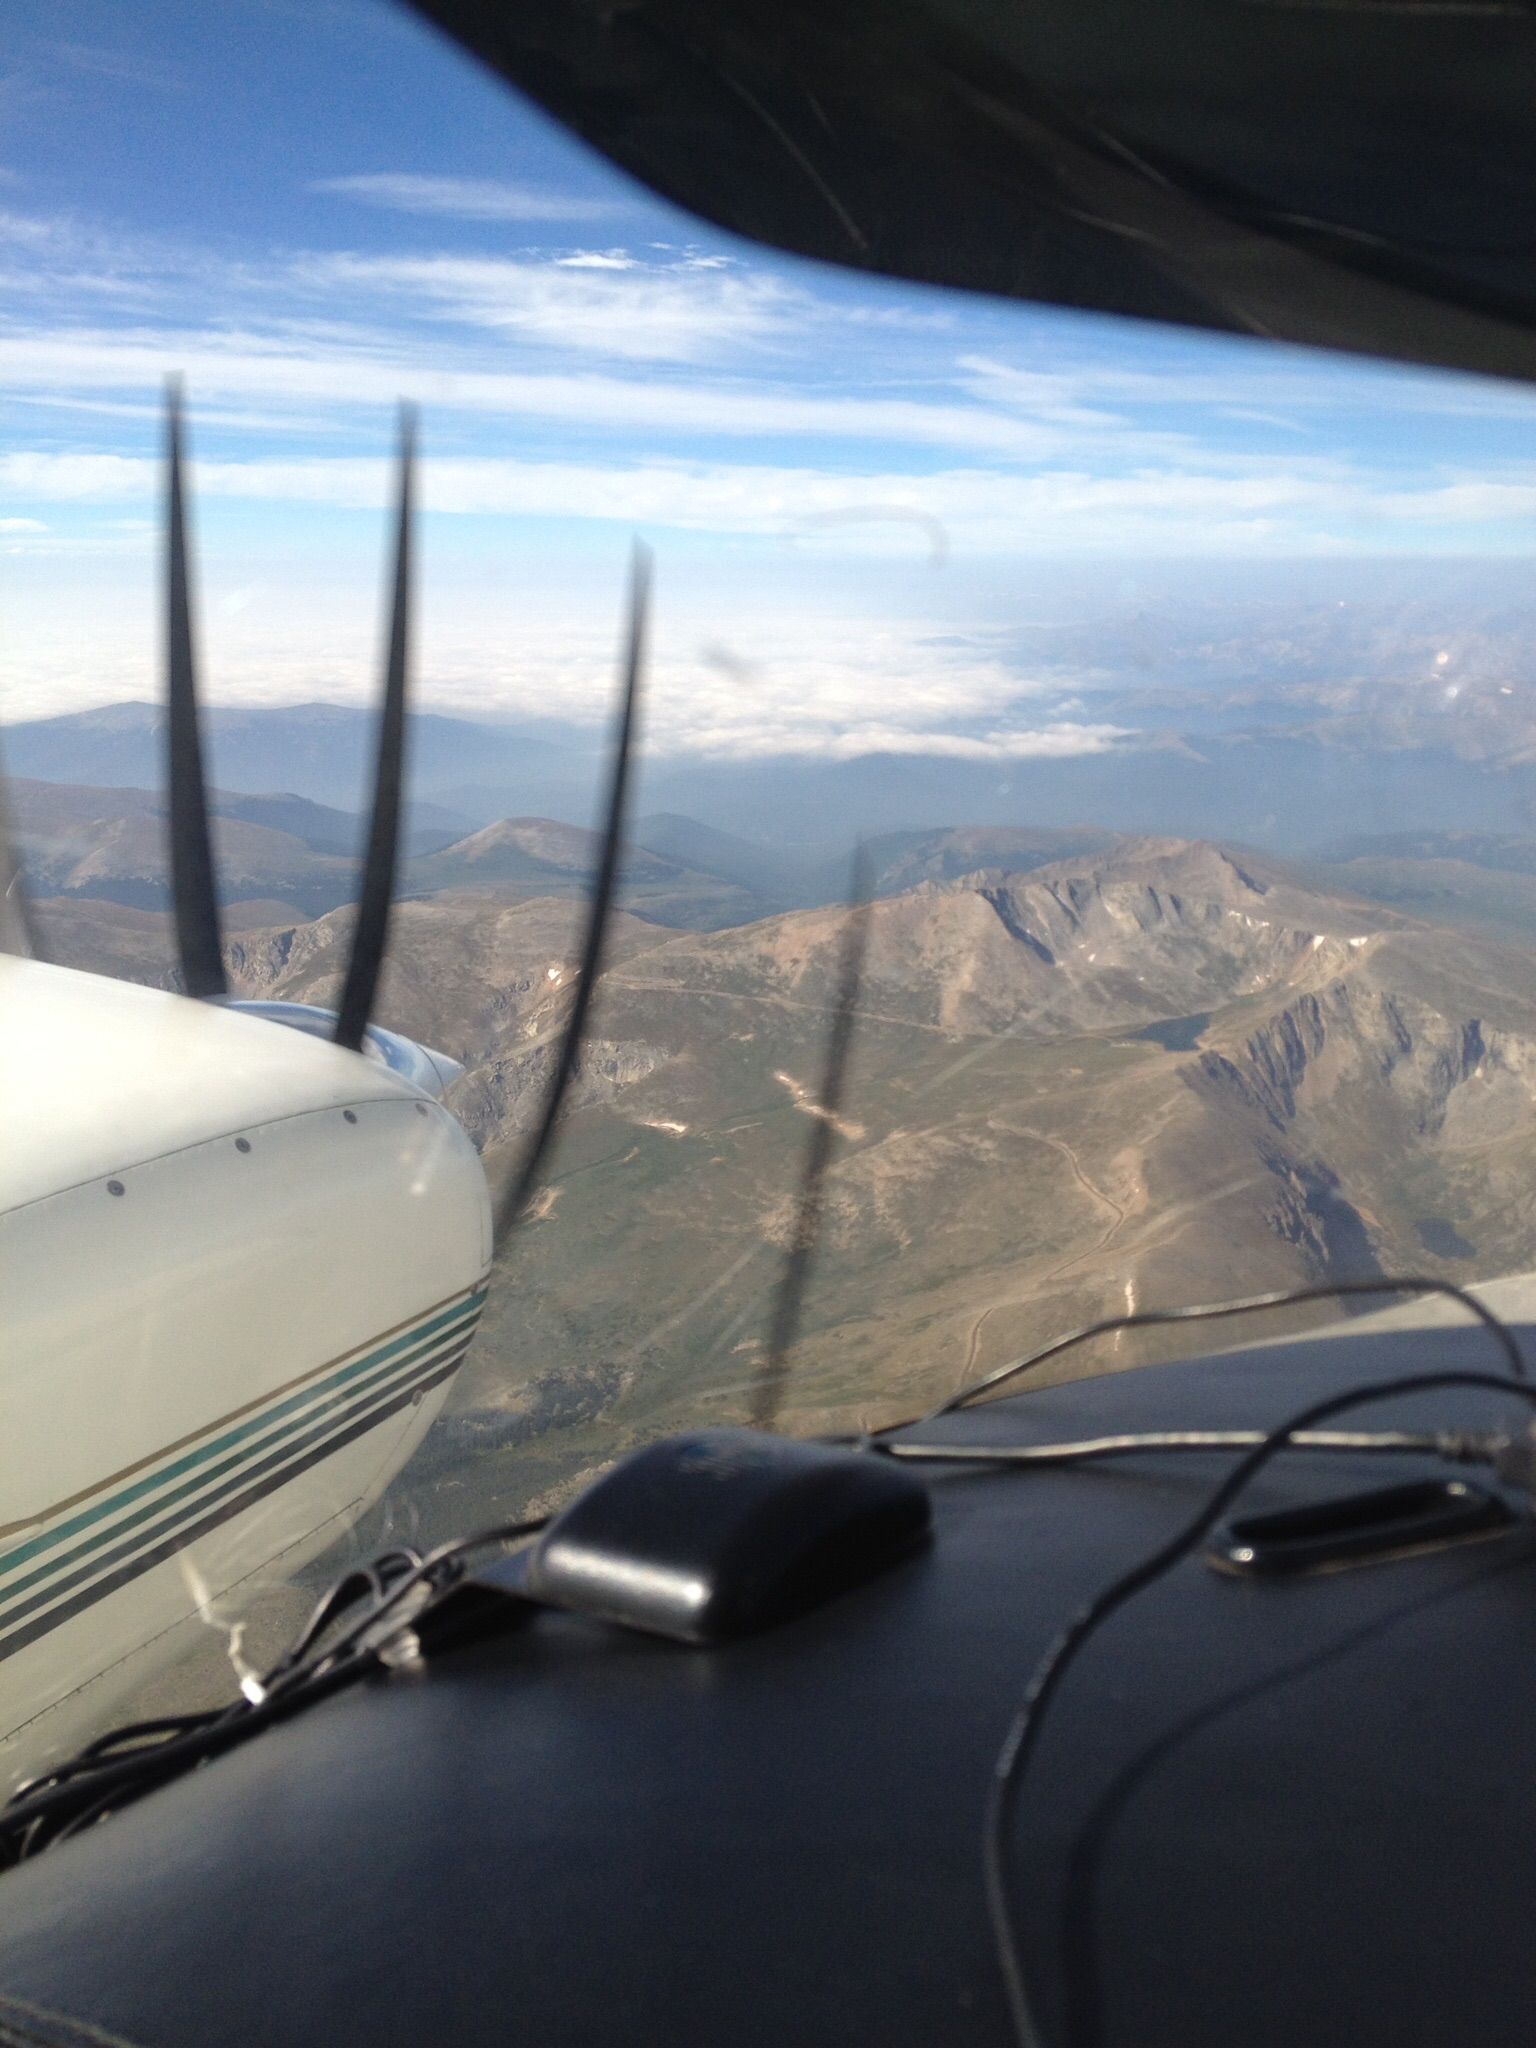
(1431, 1427), (1502, 1468)
(1490, 1419), (1536, 1505)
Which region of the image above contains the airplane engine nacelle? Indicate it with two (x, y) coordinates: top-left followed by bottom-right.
(0, 959), (492, 1781)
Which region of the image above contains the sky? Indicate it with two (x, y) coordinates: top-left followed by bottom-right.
(6, 0), (1536, 761)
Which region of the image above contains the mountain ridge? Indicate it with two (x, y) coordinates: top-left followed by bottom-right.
(31, 832), (1536, 1474)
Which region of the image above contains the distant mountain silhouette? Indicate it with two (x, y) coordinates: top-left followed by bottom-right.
(2, 702), (564, 815)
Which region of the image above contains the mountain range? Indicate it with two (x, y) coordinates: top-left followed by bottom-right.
(10, 776), (1140, 934)
(30, 829), (1536, 1530)
(15, 695), (1536, 850)
(9, 778), (761, 931)
(2, 702), (573, 817)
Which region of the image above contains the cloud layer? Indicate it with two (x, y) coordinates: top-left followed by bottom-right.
(7, 141), (1536, 759)
(310, 174), (618, 224)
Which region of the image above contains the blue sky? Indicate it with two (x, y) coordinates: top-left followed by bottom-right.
(6, 0), (1536, 759)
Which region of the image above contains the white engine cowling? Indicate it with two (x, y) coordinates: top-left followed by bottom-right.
(0, 958), (491, 1781)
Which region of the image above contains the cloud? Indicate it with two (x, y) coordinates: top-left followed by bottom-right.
(0, 447), (1239, 535)
(1373, 479), (1536, 521)
(813, 723), (1131, 762)
(556, 252), (638, 270)
(410, 618), (1140, 761)
(0, 209), (207, 310)
(0, 452), (156, 500)
(11, 169), (1536, 761)
(310, 174), (616, 223)
(951, 355), (1126, 428)
(12, 390), (344, 434)
(0, 552), (1126, 763)
(0, 325), (1181, 459)
(0, 211), (62, 249)
(299, 251), (802, 362)
(23, 436), (1536, 562)
(955, 347), (1536, 429)
(0, 446), (1507, 563)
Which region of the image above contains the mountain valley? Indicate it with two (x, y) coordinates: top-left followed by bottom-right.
(29, 824), (1536, 1536)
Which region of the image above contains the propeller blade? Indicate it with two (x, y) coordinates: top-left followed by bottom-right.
(748, 844), (871, 1433)
(493, 543), (650, 1243)
(335, 407), (415, 1052)
(164, 382), (226, 999)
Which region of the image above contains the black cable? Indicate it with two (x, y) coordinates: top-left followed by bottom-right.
(259, 1546), (422, 1691)
(880, 1427), (1478, 1468)
(985, 1359), (1536, 2048)
(0, 1516), (544, 1864)
(246, 1513), (540, 1707)
(869, 1275), (1527, 1443)
(335, 407), (415, 1051)
(8, 1709), (226, 1817)
(492, 544), (650, 1243)
(80, 1711), (223, 1758)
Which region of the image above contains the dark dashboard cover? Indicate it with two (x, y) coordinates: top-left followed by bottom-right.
(2, 1322), (1535, 2048)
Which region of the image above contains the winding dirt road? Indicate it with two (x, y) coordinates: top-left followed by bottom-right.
(956, 1124), (1129, 1380)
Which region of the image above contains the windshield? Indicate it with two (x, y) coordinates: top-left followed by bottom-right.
(8, 0), (1536, 1775)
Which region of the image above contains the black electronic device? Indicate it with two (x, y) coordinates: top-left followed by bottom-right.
(1209, 1476), (1515, 1578)
(522, 1427), (931, 1642)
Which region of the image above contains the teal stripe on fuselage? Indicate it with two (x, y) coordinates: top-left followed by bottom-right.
(0, 1334), (473, 1645)
(0, 1319), (479, 1624)
(0, 1341), (475, 1661)
(0, 1288), (487, 1588)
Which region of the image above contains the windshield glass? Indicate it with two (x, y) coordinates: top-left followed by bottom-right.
(8, 0), (1536, 1775)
